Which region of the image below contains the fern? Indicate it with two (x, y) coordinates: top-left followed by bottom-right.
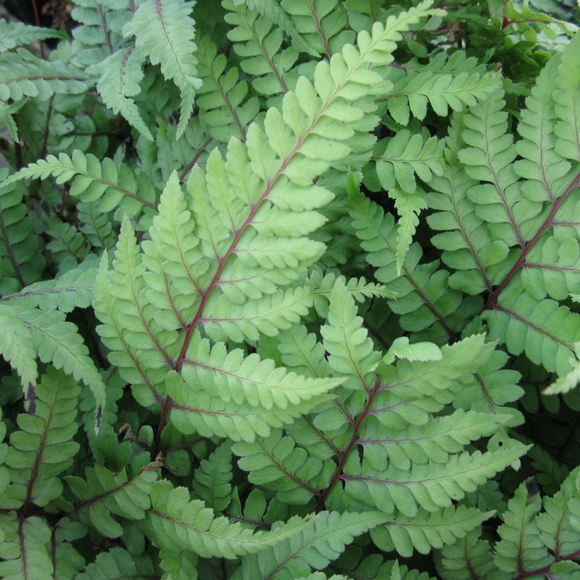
(3, 1), (580, 578)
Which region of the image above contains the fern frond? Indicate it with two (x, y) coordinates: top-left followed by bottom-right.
(77, 547), (155, 580)
(159, 548), (199, 580)
(0, 19), (61, 52)
(380, 51), (499, 126)
(237, 511), (387, 579)
(5, 150), (158, 222)
(66, 463), (158, 538)
(3, 256), (98, 313)
(371, 130), (445, 195)
(41, 213), (90, 263)
(485, 278), (580, 376)
(3, 368), (79, 509)
(183, 331), (342, 409)
(371, 506), (494, 558)
(554, 31), (580, 164)
(123, 0), (202, 138)
(167, 370), (334, 442)
(536, 467), (580, 560)
(0, 514), (53, 579)
(91, 46), (152, 141)
(0, 176), (44, 294)
(21, 308), (106, 416)
(234, 429), (334, 504)
(235, 0), (316, 56)
(71, 0), (133, 68)
(224, 0), (299, 96)
(106, 218), (178, 368)
(344, 443), (529, 518)
(192, 440), (233, 512)
(515, 54), (571, 203)
(321, 280), (381, 390)
(428, 114), (504, 296)
(0, 49), (89, 102)
(281, 0), (354, 57)
(520, 234), (580, 300)
(493, 479), (552, 575)
(359, 410), (509, 472)
(436, 527), (497, 580)
(149, 479), (320, 558)
(77, 201), (116, 250)
(196, 35), (260, 142)
(0, 304), (37, 395)
(349, 181), (465, 338)
(93, 254), (165, 410)
(458, 89), (530, 248)
(277, 324), (331, 378)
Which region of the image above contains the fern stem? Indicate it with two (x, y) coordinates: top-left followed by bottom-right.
(308, 0), (332, 58)
(31, 0), (46, 60)
(179, 134), (212, 182)
(41, 97), (54, 161)
(315, 376), (381, 513)
(96, 3), (115, 55)
(482, 169), (580, 312)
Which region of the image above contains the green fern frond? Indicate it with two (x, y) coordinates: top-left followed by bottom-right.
(160, 548), (199, 580)
(276, 324), (331, 378)
(71, 0), (133, 68)
(66, 463), (158, 538)
(428, 114), (505, 296)
(281, 0), (354, 57)
(196, 35), (260, 142)
(0, 50), (89, 102)
(493, 479), (552, 575)
(234, 429), (334, 504)
(90, 46), (153, 141)
(0, 304), (37, 395)
(537, 467), (580, 560)
(167, 370), (334, 442)
(224, 0), (299, 96)
(344, 443), (529, 518)
(93, 254), (164, 410)
(4, 150), (158, 223)
(308, 268), (395, 318)
(192, 440), (233, 512)
(371, 506), (494, 558)
(380, 51), (499, 126)
(123, 0), (202, 138)
(0, 514), (54, 579)
(4, 368), (80, 509)
(0, 176), (44, 294)
(0, 19), (62, 53)
(436, 527), (497, 580)
(149, 479), (321, 558)
(370, 130), (445, 195)
(183, 331), (342, 409)
(77, 547), (155, 580)
(20, 308), (106, 416)
(237, 511), (387, 579)
(458, 89), (530, 248)
(41, 213), (90, 263)
(515, 54), (571, 202)
(520, 234), (580, 300)
(349, 180), (465, 338)
(485, 278), (580, 376)
(554, 31), (580, 163)
(3, 256), (98, 313)
(359, 410), (509, 472)
(77, 201), (116, 250)
(321, 280), (381, 390)
(234, 0), (316, 56)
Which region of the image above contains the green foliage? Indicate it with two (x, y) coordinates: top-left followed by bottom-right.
(1, 0), (580, 578)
